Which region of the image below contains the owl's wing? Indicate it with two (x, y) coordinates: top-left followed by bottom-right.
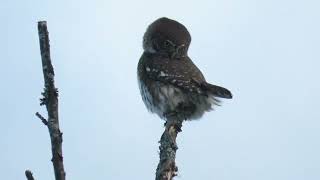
(141, 53), (232, 98)
(143, 54), (207, 94)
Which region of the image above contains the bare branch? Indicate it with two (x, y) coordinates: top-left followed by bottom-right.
(37, 21), (66, 180)
(156, 118), (183, 180)
(35, 112), (48, 125)
(25, 170), (35, 180)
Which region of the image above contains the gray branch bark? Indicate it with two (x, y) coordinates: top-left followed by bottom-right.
(25, 21), (66, 180)
(156, 118), (183, 180)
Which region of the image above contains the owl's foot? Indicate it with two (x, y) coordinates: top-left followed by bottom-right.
(164, 120), (182, 133)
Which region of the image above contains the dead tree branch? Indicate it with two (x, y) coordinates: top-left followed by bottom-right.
(156, 118), (183, 180)
(38, 20), (66, 180)
(25, 21), (66, 180)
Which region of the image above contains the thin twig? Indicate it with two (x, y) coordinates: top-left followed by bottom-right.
(25, 170), (35, 180)
(37, 21), (66, 180)
(155, 118), (183, 180)
(35, 112), (48, 125)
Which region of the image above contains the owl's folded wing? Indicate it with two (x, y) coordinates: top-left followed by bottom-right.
(143, 56), (207, 95)
(142, 55), (232, 99)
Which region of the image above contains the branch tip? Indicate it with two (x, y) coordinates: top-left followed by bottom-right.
(38, 21), (47, 25)
(25, 170), (35, 180)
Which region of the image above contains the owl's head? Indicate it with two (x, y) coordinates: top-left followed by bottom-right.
(143, 17), (191, 58)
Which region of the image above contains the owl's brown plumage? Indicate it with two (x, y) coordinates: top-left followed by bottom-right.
(138, 17), (232, 121)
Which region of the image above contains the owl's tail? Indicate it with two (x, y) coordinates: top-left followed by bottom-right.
(202, 82), (233, 99)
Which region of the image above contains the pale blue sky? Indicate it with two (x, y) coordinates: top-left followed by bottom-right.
(1, 0), (320, 179)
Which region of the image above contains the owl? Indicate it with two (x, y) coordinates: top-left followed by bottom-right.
(137, 17), (232, 121)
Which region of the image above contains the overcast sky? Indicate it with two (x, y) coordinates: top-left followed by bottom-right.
(1, 0), (320, 179)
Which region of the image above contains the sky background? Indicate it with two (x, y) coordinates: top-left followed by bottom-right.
(1, 0), (320, 179)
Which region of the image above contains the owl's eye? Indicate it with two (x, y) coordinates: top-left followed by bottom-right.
(164, 40), (174, 47)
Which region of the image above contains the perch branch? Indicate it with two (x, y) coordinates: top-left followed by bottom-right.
(37, 21), (66, 180)
(155, 118), (183, 180)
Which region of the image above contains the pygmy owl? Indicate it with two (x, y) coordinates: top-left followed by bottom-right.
(137, 17), (232, 121)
